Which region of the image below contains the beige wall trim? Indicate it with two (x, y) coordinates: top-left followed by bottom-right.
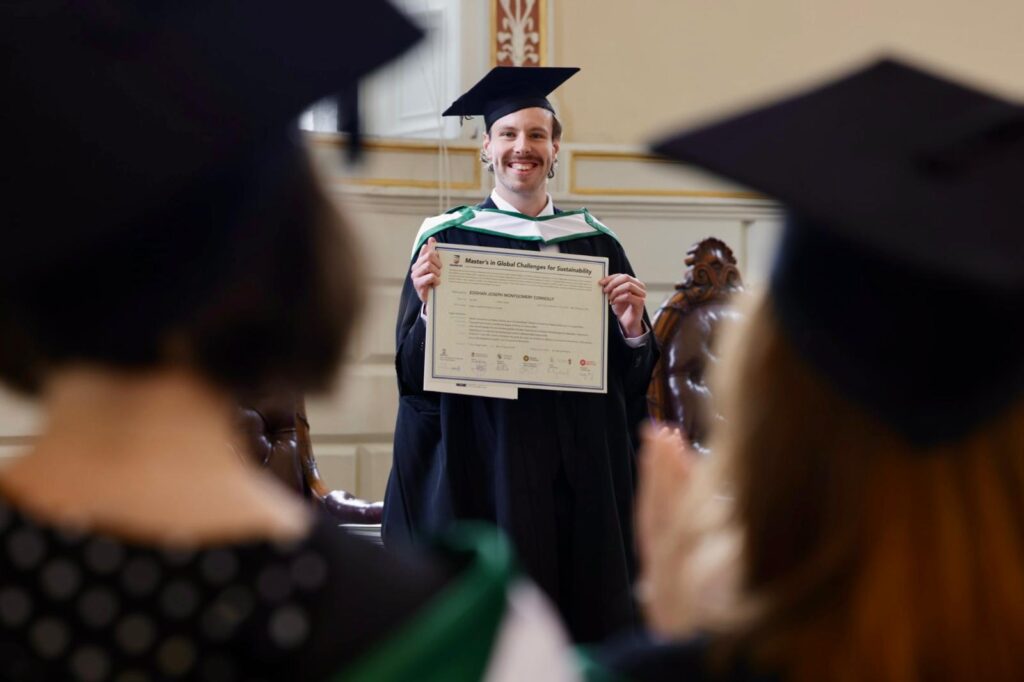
(311, 134), (483, 191)
(571, 187), (763, 199)
(338, 189), (780, 222)
(309, 134), (771, 203)
(568, 149), (764, 199)
(571, 150), (673, 164)
(345, 176), (481, 191)
(308, 133), (477, 153)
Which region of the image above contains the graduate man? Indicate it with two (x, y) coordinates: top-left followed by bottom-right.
(383, 67), (658, 642)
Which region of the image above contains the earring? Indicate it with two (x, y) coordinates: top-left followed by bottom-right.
(547, 158), (558, 180)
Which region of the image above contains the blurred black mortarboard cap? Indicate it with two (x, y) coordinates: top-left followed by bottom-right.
(442, 66), (579, 130)
(651, 57), (1024, 446)
(2, 0), (423, 276)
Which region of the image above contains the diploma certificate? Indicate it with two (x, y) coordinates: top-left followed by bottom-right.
(424, 244), (609, 398)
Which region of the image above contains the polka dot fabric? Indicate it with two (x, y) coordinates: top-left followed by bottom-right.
(0, 497), (353, 682)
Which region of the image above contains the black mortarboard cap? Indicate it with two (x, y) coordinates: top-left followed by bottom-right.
(0, 0), (421, 376)
(651, 58), (1024, 446)
(2, 0), (423, 276)
(442, 66), (579, 130)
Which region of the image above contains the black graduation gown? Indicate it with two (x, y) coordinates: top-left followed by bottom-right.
(593, 633), (781, 682)
(383, 199), (658, 642)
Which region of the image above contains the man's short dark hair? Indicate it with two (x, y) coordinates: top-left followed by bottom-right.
(485, 110), (562, 140)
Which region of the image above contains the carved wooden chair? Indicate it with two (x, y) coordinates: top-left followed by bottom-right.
(648, 237), (744, 455)
(237, 392), (383, 524)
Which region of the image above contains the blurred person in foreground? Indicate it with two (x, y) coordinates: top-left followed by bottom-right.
(0, 2), (577, 680)
(595, 58), (1024, 682)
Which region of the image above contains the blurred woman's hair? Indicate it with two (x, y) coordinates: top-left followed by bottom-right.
(657, 292), (1024, 682)
(0, 142), (360, 396)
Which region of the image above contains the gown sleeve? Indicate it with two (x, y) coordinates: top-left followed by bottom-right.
(394, 274), (428, 396)
(608, 246), (660, 438)
(394, 230), (450, 396)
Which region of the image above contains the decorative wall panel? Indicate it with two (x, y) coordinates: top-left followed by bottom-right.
(493, 0), (546, 66)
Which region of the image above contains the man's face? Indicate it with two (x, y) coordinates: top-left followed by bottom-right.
(483, 107), (559, 200)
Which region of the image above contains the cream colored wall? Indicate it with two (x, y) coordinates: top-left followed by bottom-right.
(11, 1), (1018, 501)
(552, 0), (1024, 145)
(0, 391), (38, 462)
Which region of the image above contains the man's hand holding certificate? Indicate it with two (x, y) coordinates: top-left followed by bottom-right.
(424, 243), (610, 398)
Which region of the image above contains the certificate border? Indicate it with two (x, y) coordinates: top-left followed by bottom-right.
(429, 245), (608, 393)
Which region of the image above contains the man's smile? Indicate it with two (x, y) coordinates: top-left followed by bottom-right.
(507, 159), (540, 174)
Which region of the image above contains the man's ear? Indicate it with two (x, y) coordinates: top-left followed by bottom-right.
(480, 133), (492, 166)
(552, 137), (560, 156)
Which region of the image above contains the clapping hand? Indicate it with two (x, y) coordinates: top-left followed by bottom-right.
(635, 422), (701, 633)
